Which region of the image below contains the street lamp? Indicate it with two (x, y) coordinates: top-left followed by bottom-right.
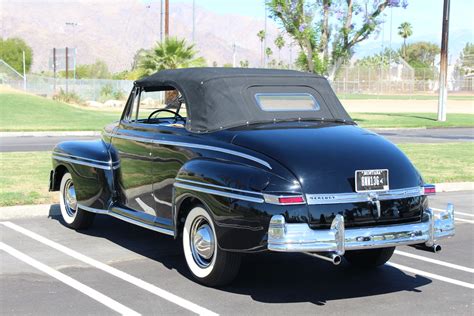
(65, 22), (78, 80)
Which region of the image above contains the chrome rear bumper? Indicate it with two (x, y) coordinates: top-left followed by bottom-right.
(268, 204), (455, 254)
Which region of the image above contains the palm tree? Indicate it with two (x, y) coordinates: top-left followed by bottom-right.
(274, 34), (285, 63)
(265, 47), (273, 67)
(257, 30), (266, 67)
(398, 22), (413, 58)
(139, 37), (206, 76)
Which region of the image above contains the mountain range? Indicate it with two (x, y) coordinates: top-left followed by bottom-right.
(1, 0), (471, 73)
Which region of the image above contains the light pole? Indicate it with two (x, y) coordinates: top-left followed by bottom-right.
(65, 22), (78, 80)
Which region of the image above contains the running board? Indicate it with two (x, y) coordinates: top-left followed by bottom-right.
(78, 204), (175, 237)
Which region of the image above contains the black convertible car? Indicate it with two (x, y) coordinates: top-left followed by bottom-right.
(50, 68), (455, 286)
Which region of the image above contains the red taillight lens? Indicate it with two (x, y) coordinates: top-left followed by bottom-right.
(424, 185), (436, 195)
(278, 196), (305, 204)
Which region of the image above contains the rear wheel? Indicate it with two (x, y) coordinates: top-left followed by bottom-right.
(59, 173), (95, 230)
(344, 247), (395, 268)
(182, 205), (241, 287)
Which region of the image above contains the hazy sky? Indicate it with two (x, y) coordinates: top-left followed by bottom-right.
(174, 0), (473, 46)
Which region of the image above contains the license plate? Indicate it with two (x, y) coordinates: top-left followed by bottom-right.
(355, 169), (389, 192)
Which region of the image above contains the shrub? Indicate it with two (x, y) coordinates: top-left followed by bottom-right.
(52, 88), (83, 104)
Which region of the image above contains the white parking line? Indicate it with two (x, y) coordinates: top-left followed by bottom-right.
(432, 208), (474, 223)
(387, 262), (474, 289)
(394, 250), (474, 273)
(0, 242), (140, 316)
(0, 221), (218, 316)
(455, 218), (474, 224)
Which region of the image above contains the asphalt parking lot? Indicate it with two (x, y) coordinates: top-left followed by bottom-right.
(1, 191), (473, 315)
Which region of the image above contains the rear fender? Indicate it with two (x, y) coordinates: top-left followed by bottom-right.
(173, 158), (306, 252)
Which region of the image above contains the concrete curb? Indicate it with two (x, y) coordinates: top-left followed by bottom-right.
(0, 204), (60, 220)
(1, 182), (472, 220)
(0, 131), (101, 137)
(435, 182), (474, 192)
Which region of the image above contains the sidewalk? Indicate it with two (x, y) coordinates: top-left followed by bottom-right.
(0, 131), (101, 137)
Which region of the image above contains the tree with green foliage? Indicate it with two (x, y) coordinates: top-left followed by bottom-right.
(0, 37), (33, 74)
(456, 42), (474, 76)
(267, 0), (408, 79)
(257, 30), (266, 67)
(265, 47), (273, 61)
(355, 48), (400, 68)
(398, 22), (413, 58)
(138, 37), (206, 76)
(70, 60), (111, 79)
(402, 41), (439, 80)
(274, 34), (285, 62)
(239, 60), (250, 68)
(404, 41), (439, 67)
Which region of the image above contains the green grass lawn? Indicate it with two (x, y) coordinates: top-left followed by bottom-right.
(0, 93), (119, 131)
(338, 94), (474, 101)
(0, 143), (472, 207)
(397, 143), (474, 183)
(354, 113), (474, 128)
(0, 151), (55, 206)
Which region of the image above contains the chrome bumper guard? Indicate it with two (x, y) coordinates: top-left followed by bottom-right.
(268, 204), (455, 255)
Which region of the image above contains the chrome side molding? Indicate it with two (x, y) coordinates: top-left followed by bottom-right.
(306, 186), (424, 205)
(105, 132), (272, 169)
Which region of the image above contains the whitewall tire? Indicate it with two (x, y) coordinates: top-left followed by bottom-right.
(182, 205), (241, 286)
(59, 172), (95, 229)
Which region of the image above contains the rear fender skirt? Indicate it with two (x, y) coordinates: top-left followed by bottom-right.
(52, 139), (117, 210)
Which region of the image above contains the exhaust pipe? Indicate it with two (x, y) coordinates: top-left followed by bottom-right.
(410, 243), (442, 253)
(305, 252), (342, 265)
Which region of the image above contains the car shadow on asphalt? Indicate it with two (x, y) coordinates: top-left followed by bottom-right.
(48, 205), (432, 306)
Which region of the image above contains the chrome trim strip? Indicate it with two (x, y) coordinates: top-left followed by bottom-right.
(77, 204), (109, 214)
(106, 132), (272, 169)
(175, 178), (305, 205)
(52, 155), (112, 170)
(306, 186), (424, 205)
(77, 204), (175, 236)
(108, 210), (175, 236)
(268, 206), (455, 252)
(54, 152), (119, 165)
(174, 182), (265, 203)
(175, 178), (263, 196)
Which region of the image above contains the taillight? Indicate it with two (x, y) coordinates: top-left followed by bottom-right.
(264, 194), (306, 205)
(423, 184), (436, 195)
(278, 196), (305, 204)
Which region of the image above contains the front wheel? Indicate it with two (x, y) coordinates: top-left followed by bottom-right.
(344, 247), (395, 268)
(182, 206), (241, 287)
(59, 172), (95, 230)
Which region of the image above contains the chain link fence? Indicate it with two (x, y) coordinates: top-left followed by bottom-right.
(2, 59), (473, 100)
(333, 62), (474, 95)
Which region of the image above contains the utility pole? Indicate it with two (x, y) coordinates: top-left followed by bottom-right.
(438, 0), (450, 122)
(165, 0), (169, 38)
(192, 0), (195, 43)
(22, 51), (26, 91)
(160, 0), (164, 42)
(53, 48), (57, 93)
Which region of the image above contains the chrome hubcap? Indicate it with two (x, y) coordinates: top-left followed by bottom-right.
(190, 216), (215, 268)
(63, 179), (77, 217)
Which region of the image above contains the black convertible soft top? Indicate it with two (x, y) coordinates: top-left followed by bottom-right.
(135, 68), (352, 133)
